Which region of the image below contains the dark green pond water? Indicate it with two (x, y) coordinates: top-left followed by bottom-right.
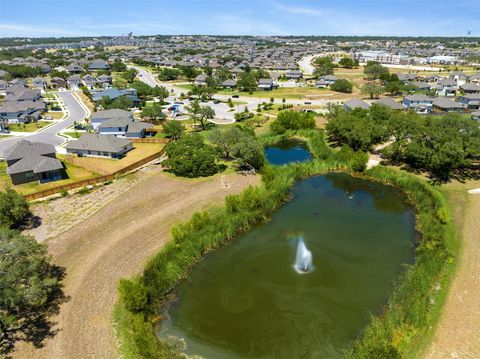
(264, 139), (312, 165)
(160, 173), (416, 358)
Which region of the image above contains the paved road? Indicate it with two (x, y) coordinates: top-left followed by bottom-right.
(0, 91), (89, 157)
(130, 65), (336, 119)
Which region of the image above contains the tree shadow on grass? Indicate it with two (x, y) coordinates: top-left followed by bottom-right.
(1, 265), (70, 358)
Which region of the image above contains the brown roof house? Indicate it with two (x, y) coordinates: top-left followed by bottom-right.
(4, 140), (63, 185)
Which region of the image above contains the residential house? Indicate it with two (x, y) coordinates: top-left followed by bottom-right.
(374, 97), (404, 110)
(220, 79), (237, 89)
(436, 79), (457, 96)
(460, 83), (480, 94)
(449, 71), (468, 86)
(50, 77), (66, 89)
(471, 111), (480, 121)
(402, 94), (434, 111)
(82, 74), (97, 90)
(67, 63), (84, 74)
(316, 75), (337, 88)
(32, 77), (48, 90)
(0, 86), (45, 124)
(4, 140), (63, 185)
(91, 88), (140, 107)
(469, 74), (480, 85)
(457, 94), (480, 110)
(97, 74), (112, 88)
(258, 78), (276, 91)
(97, 117), (153, 138)
(66, 133), (133, 158)
(285, 70), (303, 80)
(88, 60), (110, 71)
(344, 99), (370, 111)
(67, 75), (82, 90)
(410, 81), (431, 91)
(90, 109), (133, 129)
(194, 74), (208, 86)
(432, 98), (466, 113)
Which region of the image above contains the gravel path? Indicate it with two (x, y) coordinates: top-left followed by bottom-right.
(12, 171), (259, 359)
(426, 193), (480, 359)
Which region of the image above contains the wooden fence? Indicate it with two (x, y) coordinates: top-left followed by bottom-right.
(24, 141), (170, 201)
(130, 137), (168, 144)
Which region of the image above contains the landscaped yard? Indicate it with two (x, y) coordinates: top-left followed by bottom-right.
(60, 142), (165, 175)
(7, 121), (51, 132)
(0, 161), (98, 195)
(45, 111), (65, 120)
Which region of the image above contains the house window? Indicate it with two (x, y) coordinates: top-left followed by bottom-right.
(25, 171), (35, 180)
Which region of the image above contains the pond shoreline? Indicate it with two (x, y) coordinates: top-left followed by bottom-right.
(115, 131), (456, 359)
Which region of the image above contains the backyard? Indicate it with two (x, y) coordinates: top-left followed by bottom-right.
(0, 160), (97, 195)
(60, 142), (165, 175)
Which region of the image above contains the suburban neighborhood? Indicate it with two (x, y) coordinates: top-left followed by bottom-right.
(0, 1), (480, 359)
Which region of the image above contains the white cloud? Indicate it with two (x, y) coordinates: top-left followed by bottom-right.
(0, 23), (87, 37)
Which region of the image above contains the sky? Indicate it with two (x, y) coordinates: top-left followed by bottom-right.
(0, 0), (479, 38)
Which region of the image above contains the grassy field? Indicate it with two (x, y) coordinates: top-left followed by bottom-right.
(0, 161), (98, 195)
(61, 143), (164, 175)
(63, 131), (83, 138)
(45, 111), (65, 120)
(7, 121), (51, 132)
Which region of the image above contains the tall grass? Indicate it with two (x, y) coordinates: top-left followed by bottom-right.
(344, 166), (456, 358)
(115, 132), (455, 359)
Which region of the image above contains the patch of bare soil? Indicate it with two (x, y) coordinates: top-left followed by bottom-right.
(425, 194), (480, 359)
(12, 171), (260, 359)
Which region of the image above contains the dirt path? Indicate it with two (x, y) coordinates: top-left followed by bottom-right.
(425, 193), (480, 359)
(13, 171), (259, 359)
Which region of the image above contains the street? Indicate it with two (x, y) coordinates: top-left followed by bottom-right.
(0, 91), (89, 157)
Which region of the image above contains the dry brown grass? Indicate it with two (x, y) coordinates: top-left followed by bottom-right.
(13, 171), (260, 359)
(61, 143), (164, 175)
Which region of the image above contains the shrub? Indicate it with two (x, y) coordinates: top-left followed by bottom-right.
(270, 110), (316, 135)
(330, 79), (353, 93)
(164, 133), (219, 177)
(0, 188), (29, 228)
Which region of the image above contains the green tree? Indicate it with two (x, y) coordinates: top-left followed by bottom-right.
(163, 120), (185, 140)
(361, 83), (384, 99)
(330, 79), (353, 93)
(364, 63), (389, 80)
(215, 67), (231, 82)
(185, 99), (215, 130)
(208, 127), (264, 169)
(0, 188), (29, 228)
(0, 228), (64, 353)
(122, 68), (138, 83)
(157, 67), (181, 81)
(150, 86), (170, 103)
(140, 104), (165, 124)
(270, 110), (316, 135)
(313, 57), (335, 78)
(164, 134), (219, 177)
(111, 59), (127, 72)
(384, 81), (405, 95)
(237, 72), (257, 93)
(338, 57), (357, 68)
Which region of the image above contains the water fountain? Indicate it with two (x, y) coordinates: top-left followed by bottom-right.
(294, 238), (313, 273)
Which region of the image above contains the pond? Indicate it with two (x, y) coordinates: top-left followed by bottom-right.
(160, 173), (416, 358)
(264, 139), (312, 165)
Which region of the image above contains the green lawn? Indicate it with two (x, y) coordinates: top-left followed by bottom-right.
(216, 87), (328, 100)
(0, 161), (98, 196)
(45, 111), (65, 120)
(7, 121), (51, 132)
(63, 131), (83, 138)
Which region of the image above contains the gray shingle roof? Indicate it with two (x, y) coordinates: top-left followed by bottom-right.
(7, 154), (63, 175)
(4, 140), (55, 162)
(374, 97), (403, 110)
(91, 109), (133, 121)
(344, 99), (370, 110)
(66, 134), (131, 153)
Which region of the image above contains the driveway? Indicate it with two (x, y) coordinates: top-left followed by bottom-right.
(0, 91), (89, 157)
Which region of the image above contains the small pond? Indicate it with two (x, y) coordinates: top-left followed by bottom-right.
(160, 173), (416, 358)
(264, 139), (312, 165)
